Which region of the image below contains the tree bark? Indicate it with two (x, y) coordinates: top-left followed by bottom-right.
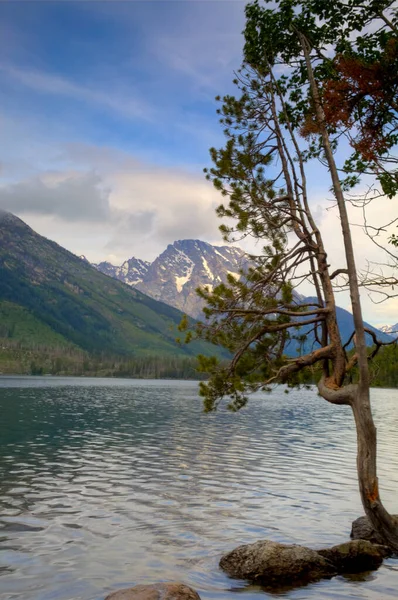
(351, 384), (398, 551)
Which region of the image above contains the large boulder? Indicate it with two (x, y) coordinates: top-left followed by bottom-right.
(104, 583), (201, 600)
(219, 540), (336, 586)
(318, 539), (391, 572)
(351, 515), (398, 545)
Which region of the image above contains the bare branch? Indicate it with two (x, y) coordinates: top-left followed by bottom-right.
(330, 268), (349, 280)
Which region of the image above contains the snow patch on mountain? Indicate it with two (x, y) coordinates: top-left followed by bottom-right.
(202, 256), (214, 280)
(227, 270), (241, 281)
(213, 248), (226, 259)
(379, 323), (398, 337)
(175, 263), (194, 293)
(94, 257), (150, 286)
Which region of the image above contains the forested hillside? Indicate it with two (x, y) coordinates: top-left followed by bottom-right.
(0, 211), (219, 375)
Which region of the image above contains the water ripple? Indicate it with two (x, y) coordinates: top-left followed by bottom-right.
(0, 378), (397, 600)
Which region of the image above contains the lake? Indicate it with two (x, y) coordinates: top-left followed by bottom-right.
(0, 377), (397, 600)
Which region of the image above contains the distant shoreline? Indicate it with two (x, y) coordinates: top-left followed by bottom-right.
(0, 373), (397, 391)
(0, 372), (204, 381)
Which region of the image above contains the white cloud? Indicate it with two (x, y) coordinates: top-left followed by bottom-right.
(5, 146), (398, 327)
(103, 170), (222, 262)
(310, 192), (398, 327)
(0, 171), (111, 222)
(2, 143), (223, 264)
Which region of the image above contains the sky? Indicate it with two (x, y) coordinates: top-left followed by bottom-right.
(0, 0), (246, 263)
(0, 0), (397, 326)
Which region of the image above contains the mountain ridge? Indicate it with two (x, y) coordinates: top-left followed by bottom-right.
(94, 239), (249, 318)
(93, 239), (394, 348)
(0, 211), (394, 366)
(0, 211), (214, 359)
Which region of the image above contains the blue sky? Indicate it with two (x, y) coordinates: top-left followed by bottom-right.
(0, 0), (397, 325)
(0, 1), (244, 169)
(0, 1), (250, 263)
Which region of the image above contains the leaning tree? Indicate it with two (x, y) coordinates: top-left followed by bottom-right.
(185, 0), (398, 548)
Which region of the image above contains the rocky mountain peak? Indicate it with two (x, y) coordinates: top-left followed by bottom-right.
(94, 257), (150, 286)
(119, 257), (151, 286)
(94, 239), (249, 318)
(0, 210), (31, 230)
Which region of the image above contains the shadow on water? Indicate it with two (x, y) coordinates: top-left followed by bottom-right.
(0, 377), (397, 600)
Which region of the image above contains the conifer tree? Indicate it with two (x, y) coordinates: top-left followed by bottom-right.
(187, 0), (398, 548)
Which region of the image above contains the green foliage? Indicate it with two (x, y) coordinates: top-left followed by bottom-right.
(370, 343), (398, 387)
(0, 301), (72, 347)
(0, 338), (208, 379)
(244, 1), (398, 194)
(30, 362), (44, 376)
(379, 172), (398, 199)
(389, 233), (398, 247)
(193, 55), (314, 408)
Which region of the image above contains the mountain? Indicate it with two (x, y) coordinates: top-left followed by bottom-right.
(93, 243), (394, 349)
(95, 240), (249, 319)
(292, 296), (394, 355)
(1, 210), (391, 368)
(336, 308), (394, 345)
(94, 243), (394, 352)
(94, 257), (150, 286)
(0, 211), (213, 359)
(379, 323), (398, 338)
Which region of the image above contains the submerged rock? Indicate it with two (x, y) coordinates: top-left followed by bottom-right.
(219, 539), (336, 586)
(104, 582), (201, 600)
(318, 539), (391, 572)
(351, 515), (398, 545)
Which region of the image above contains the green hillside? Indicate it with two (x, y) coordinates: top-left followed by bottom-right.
(0, 211), (214, 365)
(0, 300), (74, 347)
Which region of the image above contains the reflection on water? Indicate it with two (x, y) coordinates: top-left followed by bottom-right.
(0, 377), (397, 600)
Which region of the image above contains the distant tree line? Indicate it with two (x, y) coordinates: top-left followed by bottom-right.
(370, 344), (398, 388)
(0, 339), (207, 379)
(2, 334), (398, 386)
(292, 343), (398, 390)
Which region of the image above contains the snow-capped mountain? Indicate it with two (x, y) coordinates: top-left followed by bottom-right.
(94, 257), (150, 287)
(92, 239), (395, 344)
(137, 240), (247, 318)
(379, 323), (398, 338)
(94, 240), (248, 318)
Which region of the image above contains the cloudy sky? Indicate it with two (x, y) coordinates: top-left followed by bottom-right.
(0, 1), (246, 261)
(1, 0), (397, 325)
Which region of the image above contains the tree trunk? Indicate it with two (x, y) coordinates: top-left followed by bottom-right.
(351, 384), (398, 551)
(299, 32), (398, 549)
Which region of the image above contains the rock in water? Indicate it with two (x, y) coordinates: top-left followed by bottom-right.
(351, 515), (398, 545)
(318, 539), (391, 572)
(219, 540), (336, 586)
(104, 582), (201, 600)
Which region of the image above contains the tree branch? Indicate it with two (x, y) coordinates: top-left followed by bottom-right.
(265, 343), (333, 384)
(317, 375), (355, 405)
(330, 268), (349, 280)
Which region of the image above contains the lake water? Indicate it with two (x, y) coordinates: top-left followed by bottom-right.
(0, 378), (398, 600)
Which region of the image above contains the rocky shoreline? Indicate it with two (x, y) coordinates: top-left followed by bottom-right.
(104, 515), (397, 600)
